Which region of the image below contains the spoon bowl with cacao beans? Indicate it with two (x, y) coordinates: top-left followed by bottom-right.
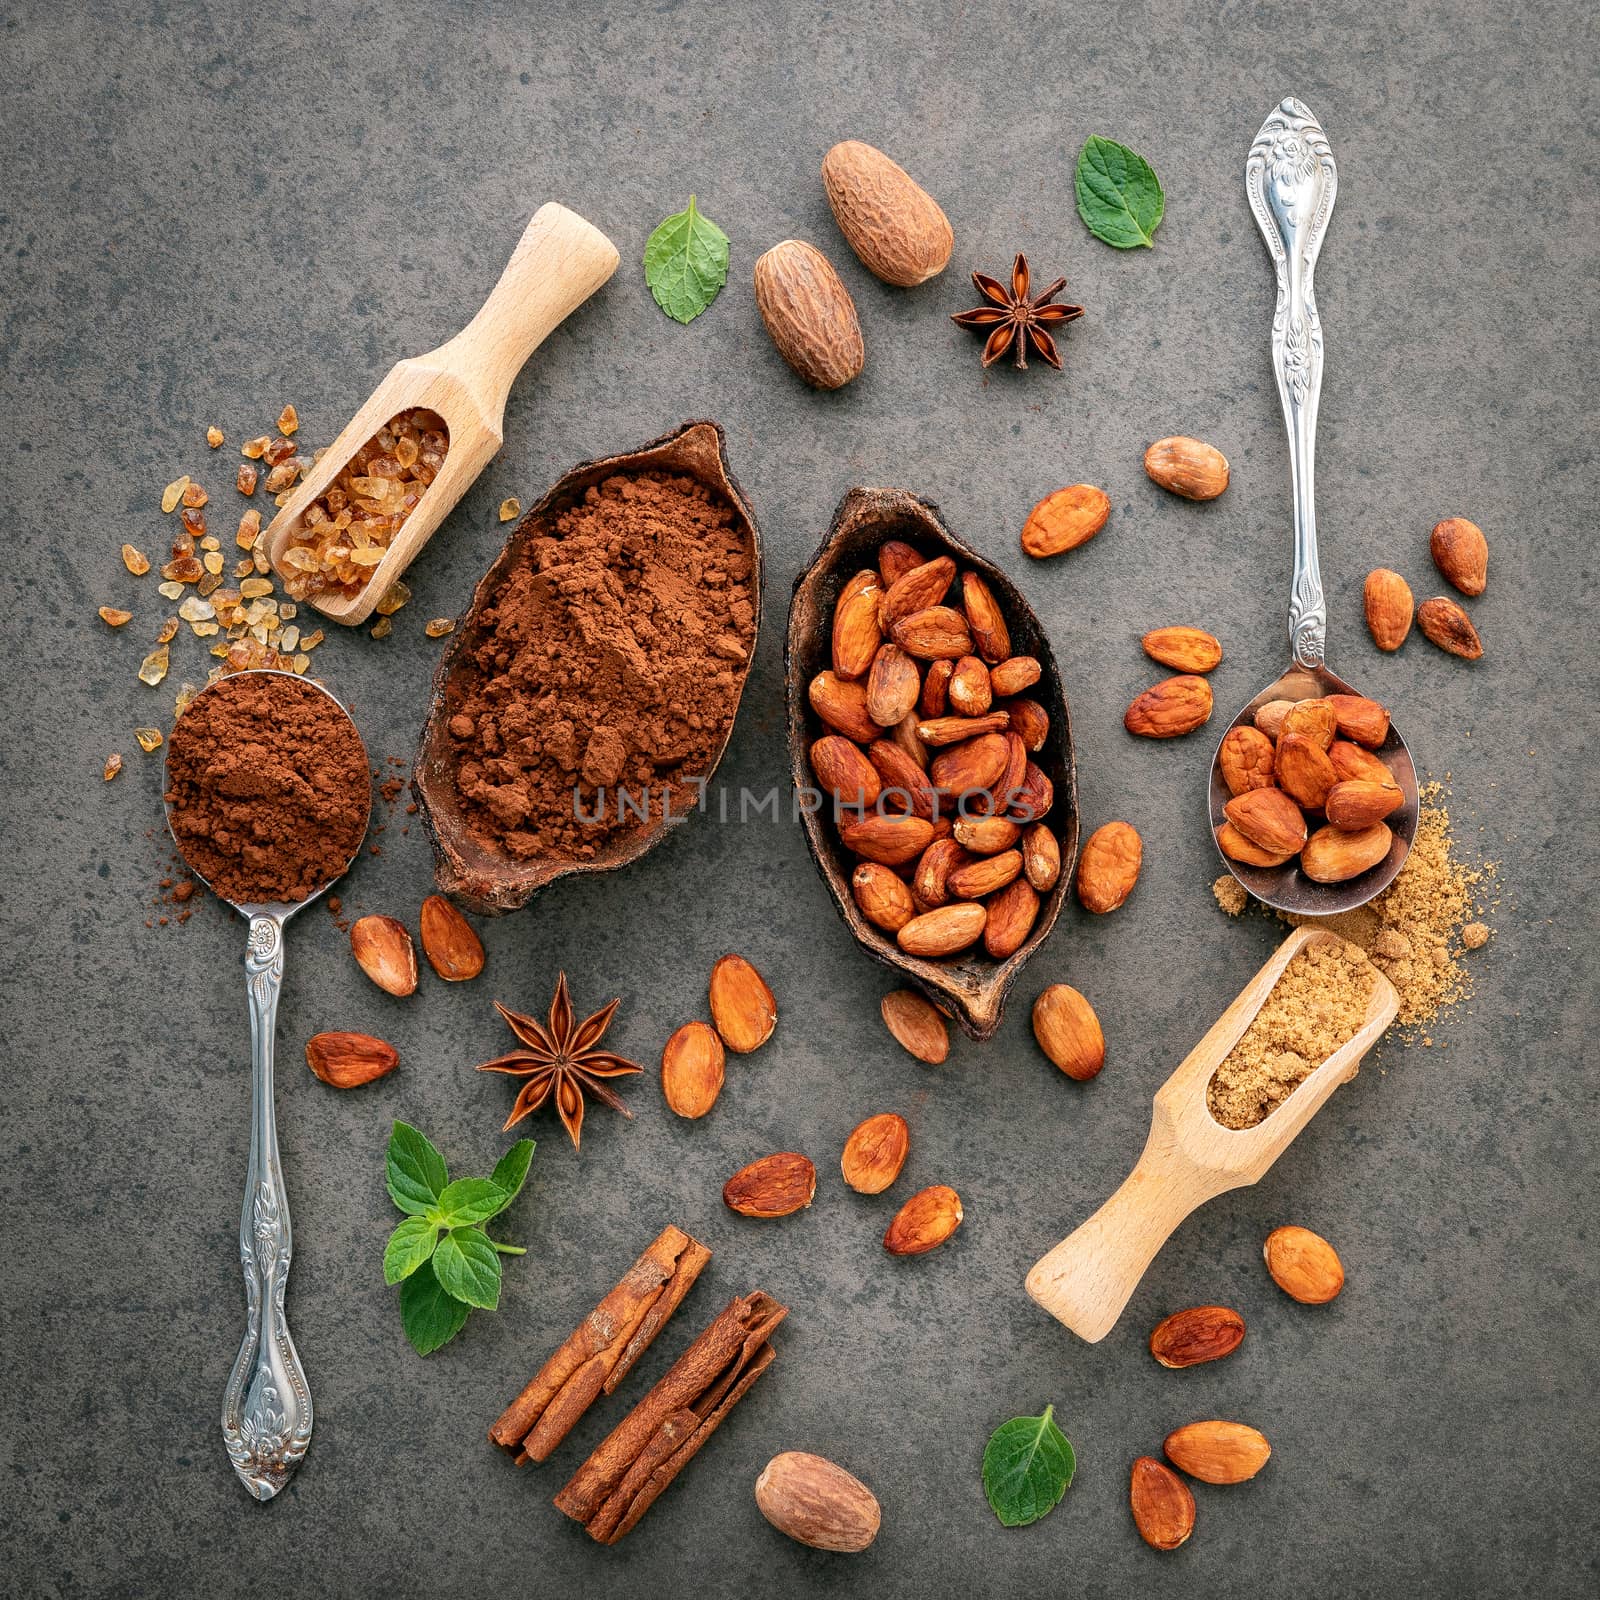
(1212, 97), (1417, 915)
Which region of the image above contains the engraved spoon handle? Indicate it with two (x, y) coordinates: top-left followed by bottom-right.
(1246, 97), (1338, 669)
(221, 913), (312, 1499)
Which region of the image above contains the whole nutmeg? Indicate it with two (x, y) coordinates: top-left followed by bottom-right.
(822, 139), (952, 287)
(753, 239), (864, 390)
(755, 1450), (881, 1552)
(1263, 1224), (1346, 1303)
(1032, 984), (1105, 1080)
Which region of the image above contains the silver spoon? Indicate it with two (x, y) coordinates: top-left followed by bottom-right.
(1209, 97), (1418, 915)
(163, 669), (371, 1499)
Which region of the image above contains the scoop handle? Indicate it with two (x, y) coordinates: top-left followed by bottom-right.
(1246, 97), (1337, 669)
(1025, 1126), (1242, 1343)
(431, 202), (620, 424)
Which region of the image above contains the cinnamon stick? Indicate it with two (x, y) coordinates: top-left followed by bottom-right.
(489, 1224), (711, 1464)
(554, 1290), (787, 1544)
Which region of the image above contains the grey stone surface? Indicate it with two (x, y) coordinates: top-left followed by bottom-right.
(2, 0), (1595, 1595)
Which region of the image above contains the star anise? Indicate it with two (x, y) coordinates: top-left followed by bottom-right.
(950, 253), (1084, 371)
(476, 973), (642, 1150)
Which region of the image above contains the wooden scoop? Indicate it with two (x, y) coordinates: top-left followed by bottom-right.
(264, 202), (619, 626)
(1026, 926), (1397, 1342)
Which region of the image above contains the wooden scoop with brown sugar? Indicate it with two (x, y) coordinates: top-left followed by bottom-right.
(1026, 927), (1397, 1343)
(264, 203), (618, 625)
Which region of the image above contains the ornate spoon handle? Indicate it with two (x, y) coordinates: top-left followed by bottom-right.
(221, 913), (312, 1499)
(1246, 96), (1338, 668)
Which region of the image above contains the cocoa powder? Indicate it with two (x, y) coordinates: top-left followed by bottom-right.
(444, 472), (756, 860)
(164, 672), (370, 902)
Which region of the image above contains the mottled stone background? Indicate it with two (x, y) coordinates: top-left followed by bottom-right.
(2, 1), (1595, 1595)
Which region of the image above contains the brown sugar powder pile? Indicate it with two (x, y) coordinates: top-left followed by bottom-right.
(164, 673), (370, 902)
(1208, 940), (1379, 1129)
(1212, 790), (1493, 1031)
(445, 472), (756, 861)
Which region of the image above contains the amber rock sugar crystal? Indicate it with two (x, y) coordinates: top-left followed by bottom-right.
(278, 408), (446, 602)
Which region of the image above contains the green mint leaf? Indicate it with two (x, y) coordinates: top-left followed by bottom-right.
(399, 1259), (471, 1356)
(488, 1139), (535, 1211)
(643, 196), (730, 324)
(383, 1216), (440, 1285)
(434, 1177), (510, 1228)
(1074, 136), (1165, 249)
(387, 1121), (448, 1216)
(432, 1226), (503, 1310)
(982, 1405), (1076, 1527)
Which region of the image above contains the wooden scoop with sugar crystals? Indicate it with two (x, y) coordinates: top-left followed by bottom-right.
(1026, 927), (1397, 1343)
(264, 203), (618, 625)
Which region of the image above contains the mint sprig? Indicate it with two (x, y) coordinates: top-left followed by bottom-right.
(1074, 136), (1165, 249)
(982, 1404), (1076, 1527)
(382, 1121), (533, 1355)
(643, 196), (730, 323)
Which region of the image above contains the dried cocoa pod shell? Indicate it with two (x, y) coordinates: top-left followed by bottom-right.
(754, 239), (864, 390)
(723, 1151), (817, 1218)
(1020, 483), (1110, 557)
